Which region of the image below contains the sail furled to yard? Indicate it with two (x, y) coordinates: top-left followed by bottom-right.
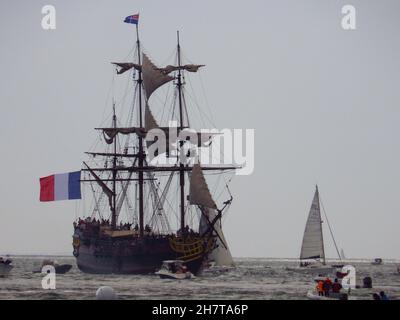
(157, 64), (205, 75)
(111, 62), (141, 74)
(189, 164), (217, 209)
(300, 186), (325, 262)
(142, 53), (174, 99)
(199, 208), (234, 267)
(97, 127), (144, 144)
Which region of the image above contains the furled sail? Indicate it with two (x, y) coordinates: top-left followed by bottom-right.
(142, 53), (174, 99)
(156, 64), (205, 75)
(300, 186), (325, 263)
(111, 62), (141, 74)
(189, 164), (217, 209)
(199, 208), (234, 267)
(97, 127), (144, 144)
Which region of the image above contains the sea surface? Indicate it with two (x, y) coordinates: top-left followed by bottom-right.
(1, 256), (399, 300)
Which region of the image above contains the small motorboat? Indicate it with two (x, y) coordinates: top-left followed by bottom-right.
(155, 260), (195, 280)
(0, 257), (13, 277)
(33, 259), (72, 274)
(371, 258), (383, 266)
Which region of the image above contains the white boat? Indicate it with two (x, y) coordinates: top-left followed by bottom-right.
(0, 257), (13, 277)
(371, 258), (383, 266)
(290, 186), (343, 275)
(155, 260), (195, 280)
(288, 263), (336, 275)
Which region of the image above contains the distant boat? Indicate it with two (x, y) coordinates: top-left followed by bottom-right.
(0, 257), (13, 277)
(288, 186), (342, 275)
(33, 259), (72, 274)
(371, 258), (383, 266)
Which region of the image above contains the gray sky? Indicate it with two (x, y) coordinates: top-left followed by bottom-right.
(1, 0), (400, 259)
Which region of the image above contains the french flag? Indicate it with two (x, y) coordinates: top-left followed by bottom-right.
(40, 171), (81, 202)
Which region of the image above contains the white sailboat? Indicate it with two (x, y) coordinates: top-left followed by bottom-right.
(340, 248), (346, 260)
(288, 186), (341, 275)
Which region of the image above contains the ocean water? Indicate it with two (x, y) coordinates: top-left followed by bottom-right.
(1, 256), (399, 300)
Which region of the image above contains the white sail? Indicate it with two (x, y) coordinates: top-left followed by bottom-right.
(199, 208), (234, 267)
(300, 186), (325, 263)
(340, 249), (346, 260)
(189, 164), (217, 209)
(190, 164), (233, 267)
(142, 53), (174, 99)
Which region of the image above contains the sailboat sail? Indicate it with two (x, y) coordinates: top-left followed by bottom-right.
(191, 164), (234, 267)
(340, 249), (346, 260)
(189, 164), (217, 209)
(199, 208), (234, 267)
(142, 53), (174, 99)
(300, 186), (325, 263)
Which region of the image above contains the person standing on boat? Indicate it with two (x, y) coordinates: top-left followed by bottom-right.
(379, 291), (389, 300)
(332, 278), (342, 294)
(316, 280), (324, 296)
(372, 293), (381, 300)
(323, 278), (332, 296)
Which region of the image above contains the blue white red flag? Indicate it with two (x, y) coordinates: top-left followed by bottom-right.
(40, 171), (81, 202)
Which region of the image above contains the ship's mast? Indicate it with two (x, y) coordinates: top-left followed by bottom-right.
(136, 24), (145, 237)
(83, 28), (238, 235)
(111, 104), (117, 229)
(176, 31), (186, 234)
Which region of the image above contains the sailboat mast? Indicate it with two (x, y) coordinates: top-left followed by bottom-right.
(320, 195), (342, 261)
(111, 104), (117, 229)
(136, 24), (145, 237)
(316, 185), (326, 265)
(176, 31), (186, 234)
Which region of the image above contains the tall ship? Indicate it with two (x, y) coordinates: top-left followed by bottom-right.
(70, 18), (236, 274)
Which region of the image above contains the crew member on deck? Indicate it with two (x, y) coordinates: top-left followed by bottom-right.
(323, 277), (332, 297)
(332, 278), (342, 294)
(316, 280), (324, 296)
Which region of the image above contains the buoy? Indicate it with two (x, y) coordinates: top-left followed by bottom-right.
(96, 286), (117, 300)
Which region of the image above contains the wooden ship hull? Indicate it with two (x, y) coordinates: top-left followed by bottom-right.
(73, 231), (212, 275)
